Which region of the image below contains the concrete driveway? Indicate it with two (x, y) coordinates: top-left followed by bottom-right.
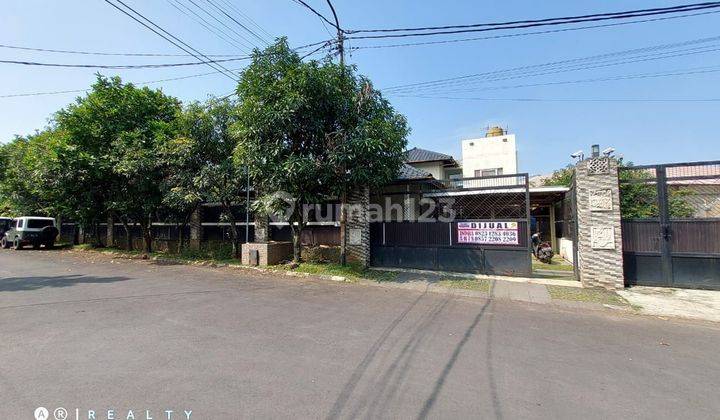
(1, 250), (719, 419)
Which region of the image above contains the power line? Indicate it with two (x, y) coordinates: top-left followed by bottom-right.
(344, 2), (720, 40)
(349, 10), (720, 50)
(385, 65), (720, 96)
(215, 0), (274, 40)
(348, 1), (720, 34)
(291, 0), (340, 30)
(180, 0), (260, 50)
(385, 46), (720, 94)
(392, 95), (720, 103)
(0, 43), (246, 57)
(0, 43), (333, 99)
(382, 35), (720, 93)
(165, 0), (254, 52)
(0, 57), (252, 69)
(0, 69), (239, 98)
(104, 0), (239, 81)
(204, 0), (269, 45)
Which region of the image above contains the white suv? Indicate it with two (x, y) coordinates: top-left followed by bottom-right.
(1, 217), (58, 250)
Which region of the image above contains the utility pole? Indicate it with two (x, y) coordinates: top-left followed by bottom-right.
(325, 0), (348, 265)
(245, 164), (250, 243)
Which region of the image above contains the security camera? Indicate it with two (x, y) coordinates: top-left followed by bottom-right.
(602, 147), (615, 156)
(570, 150), (584, 159)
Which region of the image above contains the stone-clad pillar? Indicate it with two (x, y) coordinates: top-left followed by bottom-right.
(575, 157), (624, 290)
(106, 214), (114, 248)
(189, 206), (203, 250)
(346, 187), (370, 267)
(254, 214), (269, 243)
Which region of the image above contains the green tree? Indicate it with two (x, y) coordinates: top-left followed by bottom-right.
(0, 131), (67, 217)
(54, 75), (181, 250)
(234, 39), (408, 263)
(542, 165), (574, 187)
(174, 98), (246, 257)
(619, 167), (695, 219)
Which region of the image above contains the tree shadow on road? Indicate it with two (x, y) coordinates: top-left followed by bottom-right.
(416, 282), (501, 419)
(0, 274), (131, 292)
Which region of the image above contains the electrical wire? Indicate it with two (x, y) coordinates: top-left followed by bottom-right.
(0, 43), (247, 57)
(392, 95), (720, 102)
(348, 10), (720, 50)
(384, 65), (720, 96)
(382, 35), (720, 93)
(0, 42), (333, 99)
(345, 2), (720, 40)
(216, 0), (274, 40)
(181, 0), (260, 49)
(291, 0), (339, 30)
(348, 1), (720, 34)
(384, 46), (720, 95)
(0, 57), (252, 69)
(204, 0), (269, 45)
(165, 0), (254, 52)
(104, 0), (239, 81)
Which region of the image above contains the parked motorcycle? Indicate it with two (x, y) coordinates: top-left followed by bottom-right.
(531, 232), (554, 264)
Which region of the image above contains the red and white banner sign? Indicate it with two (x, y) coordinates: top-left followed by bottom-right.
(457, 221), (519, 245)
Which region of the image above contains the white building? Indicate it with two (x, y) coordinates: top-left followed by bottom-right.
(461, 126), (518, 178)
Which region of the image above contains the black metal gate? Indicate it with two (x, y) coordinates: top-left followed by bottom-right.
(620, 161), (720, 289)
(369, 173), (532, 276)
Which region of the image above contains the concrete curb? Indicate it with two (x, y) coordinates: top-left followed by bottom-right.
(68, 248), (630, 316)
(370, 266), (582, 288)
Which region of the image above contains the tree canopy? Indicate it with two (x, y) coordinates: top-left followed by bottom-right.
(234, 39), (409, 261)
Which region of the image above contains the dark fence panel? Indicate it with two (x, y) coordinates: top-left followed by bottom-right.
(270, 225), (339, 246)
(669, 219), (720, 255)
(621, 220), (661, 253)
(370, 221), (531, 275)
(620, 160), (720, 289)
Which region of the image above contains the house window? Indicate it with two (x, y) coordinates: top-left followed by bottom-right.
(475, 168), (504, 177)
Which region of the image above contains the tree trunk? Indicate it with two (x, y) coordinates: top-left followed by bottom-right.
(94, 220), (103, 247)
(290, 218), (303, 264)
(339, 191), (347, 265)
(222, 202), (239, 259)
(177, 222), (185, 253)
(140, 217), (152, 254)
(121, 220), (132, 251)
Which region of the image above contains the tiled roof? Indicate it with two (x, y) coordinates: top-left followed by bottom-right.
(405, 147), (454, 163)
(397, 163), (433, 180)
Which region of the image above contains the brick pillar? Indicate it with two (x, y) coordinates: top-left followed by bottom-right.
(575, 157), (624, 290)
(106, 214), (114, 248)
(346, 187), (370, 267)
(254, 214), (269, 243)
(189, 206), (203, 250)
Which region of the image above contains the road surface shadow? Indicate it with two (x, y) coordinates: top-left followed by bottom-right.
(326, 290), (431, 419)
(0, 274), (131, 292)
(417, 283), (501, 419)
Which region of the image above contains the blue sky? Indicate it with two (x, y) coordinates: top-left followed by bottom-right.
(2, 0), (719, 175)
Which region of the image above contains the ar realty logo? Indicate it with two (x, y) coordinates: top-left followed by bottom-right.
(34, 407), (193, 420)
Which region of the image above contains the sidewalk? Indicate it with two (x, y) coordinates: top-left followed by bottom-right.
(368, 269), (629, 311)
(619, 286), (720, 323)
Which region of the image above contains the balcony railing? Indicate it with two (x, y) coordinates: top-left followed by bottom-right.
(432, 173), (529, 192)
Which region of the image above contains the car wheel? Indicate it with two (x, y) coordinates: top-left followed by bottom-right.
(0, 237), (9, 249)
(13, 238), (22, 250)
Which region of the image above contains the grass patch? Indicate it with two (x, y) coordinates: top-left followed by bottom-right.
(532, 255), (574, 272)
(437, 278), (490, 293)
(275, 262), (398, 282)
(73, 241), (239, 264)
(547, 285), (628, 306)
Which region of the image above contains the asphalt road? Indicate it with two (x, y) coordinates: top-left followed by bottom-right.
(1, 250), (719, 420)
